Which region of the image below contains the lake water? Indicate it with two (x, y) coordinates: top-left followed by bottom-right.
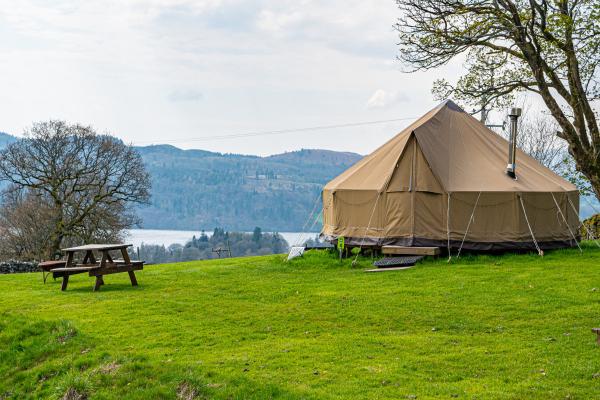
(124, 229), (319, 249)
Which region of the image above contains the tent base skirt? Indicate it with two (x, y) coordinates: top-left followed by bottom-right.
(320, 235), (579, 252)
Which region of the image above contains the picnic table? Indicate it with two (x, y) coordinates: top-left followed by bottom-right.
(50, 244), (143, 291)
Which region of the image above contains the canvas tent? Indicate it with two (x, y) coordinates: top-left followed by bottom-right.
(321, 100), (580, 251)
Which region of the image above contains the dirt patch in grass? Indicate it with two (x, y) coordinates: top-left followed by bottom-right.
(97, 361), (121, 375)
(56, 326), (77, 344)
(176, 382), (198, 400)
(62, 387), (87, 400)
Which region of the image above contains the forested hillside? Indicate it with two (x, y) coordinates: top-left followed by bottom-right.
(0, 132), (15, 148)
(4, 129), (593, 232)
(135, 145), (361, 231)
(0, 132), (361, 231)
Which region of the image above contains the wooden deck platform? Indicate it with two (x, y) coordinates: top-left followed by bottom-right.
(382, 246), (440, 256)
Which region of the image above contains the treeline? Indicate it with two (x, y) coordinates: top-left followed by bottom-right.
(133, 227), (289, 264)
(135, 146), (361, 231)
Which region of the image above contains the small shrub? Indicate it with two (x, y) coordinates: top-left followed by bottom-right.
(581, 213), (600, 239)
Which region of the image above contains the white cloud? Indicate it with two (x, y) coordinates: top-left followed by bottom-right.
(366, 89), (410, 109)
(0, 0), (459, 156)
(168, 88), (203, 102)
(256, 9), (304, 33)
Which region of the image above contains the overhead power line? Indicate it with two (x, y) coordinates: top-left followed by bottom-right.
(133, 116), (418, 145)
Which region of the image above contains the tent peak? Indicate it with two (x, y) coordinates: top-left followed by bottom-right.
(437, 99), (464, 112)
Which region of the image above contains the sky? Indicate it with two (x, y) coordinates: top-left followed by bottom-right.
(0, 0), (467, 156)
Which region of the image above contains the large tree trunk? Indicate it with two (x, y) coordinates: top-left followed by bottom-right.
(561, 137), (600, 200)
(394, 0), (600, 199)
(522, 48), (600, 200)
(49, 205), (65, 259)
(49, 232), (63, 260)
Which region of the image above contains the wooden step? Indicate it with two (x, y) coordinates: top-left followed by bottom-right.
(365, 266), (414, 273)
(382, 246), (440, 256)
(374, 256), (424, 268)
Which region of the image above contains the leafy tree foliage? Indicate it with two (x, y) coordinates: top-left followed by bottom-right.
(581, 213), (600, 239)
(0, 121), (151, 259)
(133, 228), (288, 264)
(395, 0), (600, 198)
(496, 110), (594, 195)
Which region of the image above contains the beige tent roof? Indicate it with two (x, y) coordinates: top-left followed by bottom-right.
(325, 100), (576, 193)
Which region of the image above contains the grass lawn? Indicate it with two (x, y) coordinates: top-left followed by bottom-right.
(1, 244), (600, 399)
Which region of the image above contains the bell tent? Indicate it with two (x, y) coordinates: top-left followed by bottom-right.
(321, 100), (580, 251)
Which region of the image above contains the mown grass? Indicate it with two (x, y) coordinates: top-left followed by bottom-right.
(1, 243), (600, 399)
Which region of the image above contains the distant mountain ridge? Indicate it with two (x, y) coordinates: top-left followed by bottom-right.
(0, 132), (361, 231)
(2, 130), (597, 229)
(0, 132), (362, 231)
(134, 145), (362, 231)
(0, 132), (16, 148)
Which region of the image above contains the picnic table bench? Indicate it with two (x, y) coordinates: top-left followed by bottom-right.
(39, 260), (66, 283)
(50, 244), (143, 291)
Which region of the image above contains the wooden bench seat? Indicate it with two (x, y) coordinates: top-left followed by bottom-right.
(39, 260), (67, 283)
(51, 266), (100, 290)
(39, 260), (67, 271)
(51, 266), (100, 273)
(112, 259), (144, 265)
(88, 263), (143, 276)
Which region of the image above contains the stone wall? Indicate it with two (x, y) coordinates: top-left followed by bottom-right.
(0, 261), (40, 274)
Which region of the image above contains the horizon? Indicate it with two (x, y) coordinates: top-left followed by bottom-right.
(0, 1), (467, 157)
(0, 129), (365, 158)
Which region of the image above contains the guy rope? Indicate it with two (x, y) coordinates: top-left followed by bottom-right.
(568, 196), (600, 248)
(518, 194), (543, 256)
(351, 191), (382, 267)
(456, 191), (482, 259)
(550, 193), (582, 253)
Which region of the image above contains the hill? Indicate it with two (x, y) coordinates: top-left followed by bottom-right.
(2, 131), (598, 229)
(1, 245), (599, 398)
(0, 132), (16, 148)
(134, 145), (362, 231)
(0, 132), (361, 231)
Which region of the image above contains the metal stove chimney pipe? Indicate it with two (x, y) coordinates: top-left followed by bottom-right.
(506, 107), (522, 179)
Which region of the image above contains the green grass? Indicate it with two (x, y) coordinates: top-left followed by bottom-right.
(1, 244), (600, 399)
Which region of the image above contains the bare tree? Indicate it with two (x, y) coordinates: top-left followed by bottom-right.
(394, 0), (600, 199)
(495, 111), (593, 194)
(515, 112), (565, 171)
(0, 190), (56, 260)
(0, 121), (151, 259)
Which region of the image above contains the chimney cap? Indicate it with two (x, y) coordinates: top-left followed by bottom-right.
(508, 107), (522, 117)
